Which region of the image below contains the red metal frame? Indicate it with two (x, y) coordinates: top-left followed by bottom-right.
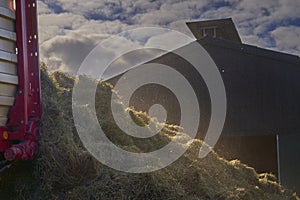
(0, 0), (41, 161)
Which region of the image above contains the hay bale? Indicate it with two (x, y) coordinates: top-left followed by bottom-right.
(0, 66), (299, 200)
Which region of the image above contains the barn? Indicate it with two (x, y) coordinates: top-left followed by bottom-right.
(107, 18), (300, 193)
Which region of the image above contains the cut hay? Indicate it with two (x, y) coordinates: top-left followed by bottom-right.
(0, 65), (299, 200)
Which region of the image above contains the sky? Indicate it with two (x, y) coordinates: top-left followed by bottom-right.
(37, 0), (300, 75)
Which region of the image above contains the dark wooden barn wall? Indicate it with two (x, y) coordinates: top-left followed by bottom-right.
(278, 134), (300, 194)
(215, 135), (278, 174)
(199, 39), (300, 136)
(107, 39), (300, 192)
(108, 39), (300, 137)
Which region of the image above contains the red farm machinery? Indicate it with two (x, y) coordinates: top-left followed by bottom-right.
(0, 0), (41, 171)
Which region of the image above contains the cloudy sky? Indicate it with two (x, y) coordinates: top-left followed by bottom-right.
(37, 0), (300, 74)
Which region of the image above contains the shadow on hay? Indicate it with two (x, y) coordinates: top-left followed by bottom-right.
(0, 65), (299, 200)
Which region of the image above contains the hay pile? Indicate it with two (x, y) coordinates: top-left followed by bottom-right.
(0, 65), (299, 200)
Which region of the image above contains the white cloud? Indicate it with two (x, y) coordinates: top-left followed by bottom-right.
(38, 12), (87, 43)
(40, 32), (97, 73)
(37, 0), (300, 74)
(37, 1), (52, 15)
(241, 35), (270, 47)
(271, 26), (300, 55)
(132, 0), (209, 26)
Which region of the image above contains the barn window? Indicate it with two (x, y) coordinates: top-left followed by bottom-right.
(200, 26), (217, 38)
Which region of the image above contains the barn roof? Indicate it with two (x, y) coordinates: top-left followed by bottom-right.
(198, 36), (300, 65)
(105, 35), (300, 81)
(186, 18), (242, 43)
